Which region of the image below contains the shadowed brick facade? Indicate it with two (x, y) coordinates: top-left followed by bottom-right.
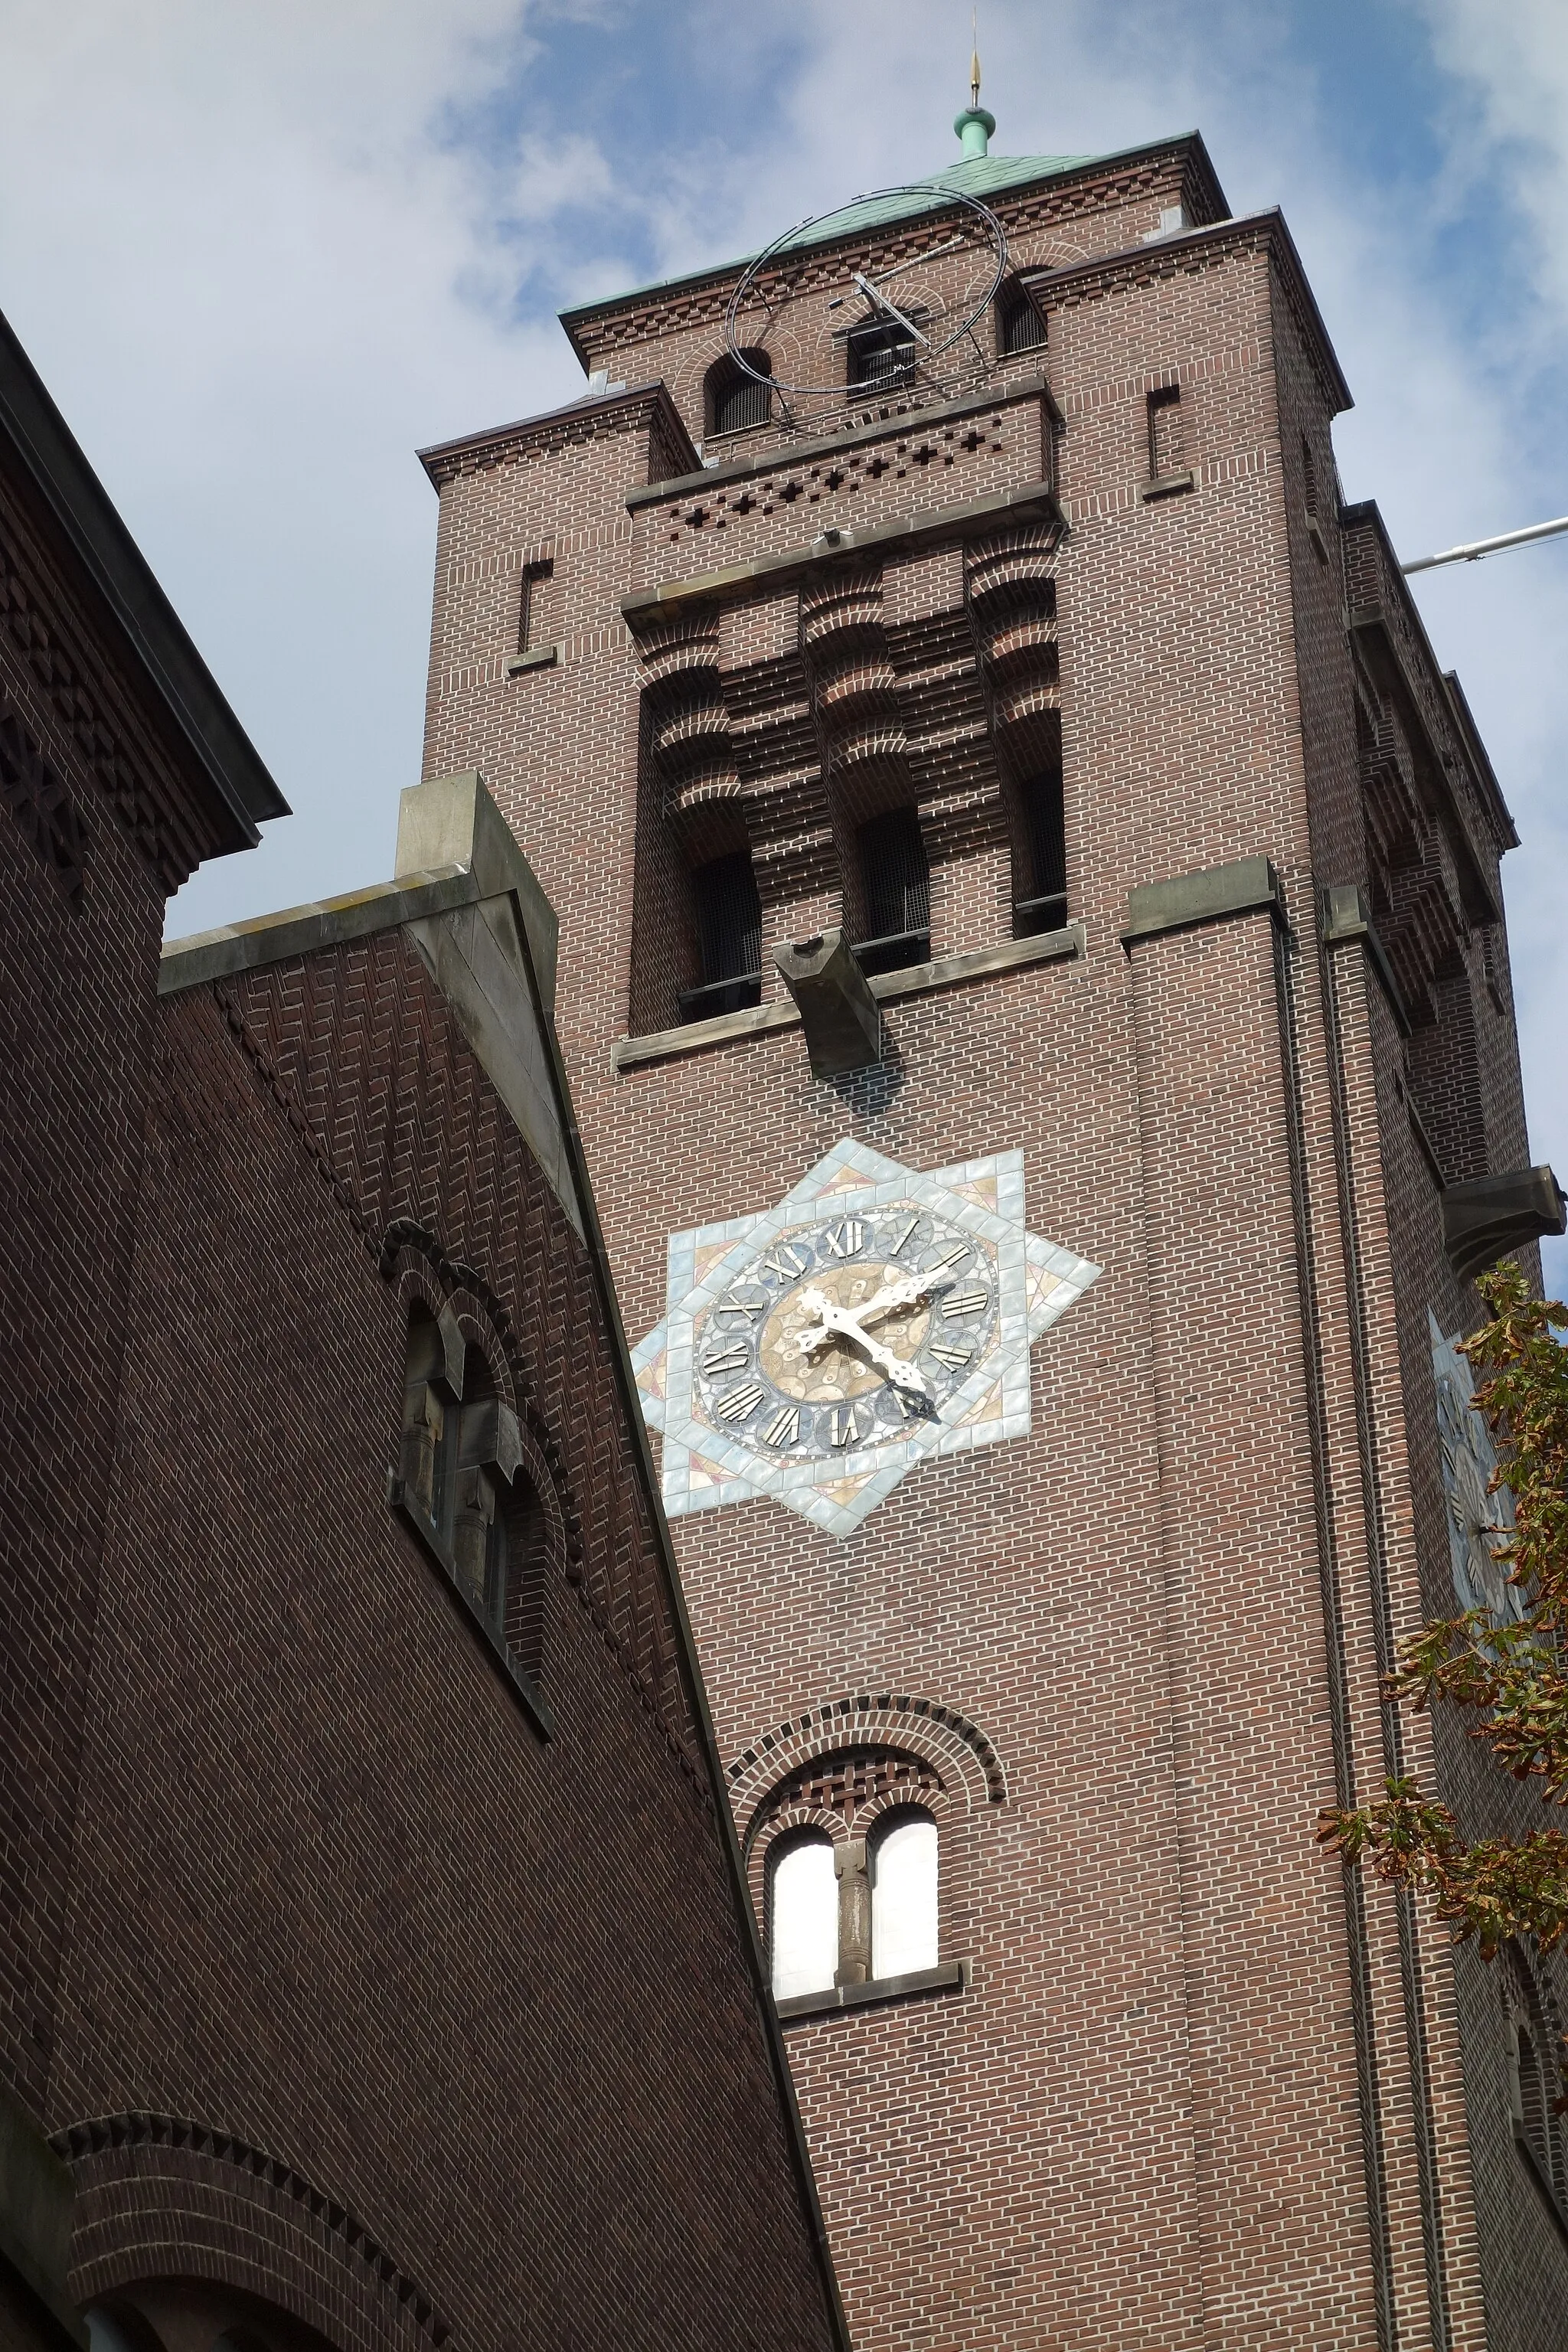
(416, 125), (1568, 2352)
(0, 315), (845, 2352)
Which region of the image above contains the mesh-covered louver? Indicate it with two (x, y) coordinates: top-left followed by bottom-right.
(856, 809), (930, 975)
(998, 287), (1045, 354)
(680, 852), (763, 1021)
(714, 358), (772, 435)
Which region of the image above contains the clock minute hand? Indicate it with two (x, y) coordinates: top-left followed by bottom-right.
(794, 1292), (932, 1400)
(851, 272), (929, 346)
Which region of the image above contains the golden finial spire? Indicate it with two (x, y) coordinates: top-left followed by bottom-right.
(970, 8), (982, 109)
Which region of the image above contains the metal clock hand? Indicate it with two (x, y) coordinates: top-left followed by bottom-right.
(793, 1285), (933, 1399)
(850, 272), (930, 346)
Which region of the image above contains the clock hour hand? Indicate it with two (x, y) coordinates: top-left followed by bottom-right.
(794, 1288), (933, 1400)
(850, 272), (929, 346)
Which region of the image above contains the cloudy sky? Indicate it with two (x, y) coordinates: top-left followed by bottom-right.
(2, 0), (1564, 1272)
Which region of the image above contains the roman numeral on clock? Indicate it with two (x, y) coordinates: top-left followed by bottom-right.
(887, 1213), (921, 1256)
(924, 1242), (971, 1275)
(761, 1405), (800, 1447)
(714, 1382), (766, 1423)
(823, 1218), (866, 1257)
(714, 1286), (768, 1325)
(702, 1342), (750, 1374)
(758, 1244), (808, 1282)
(828, 1406), (861, 1448)
(942, 1288), (988, 1320)
(928, 1341), (974, 1370)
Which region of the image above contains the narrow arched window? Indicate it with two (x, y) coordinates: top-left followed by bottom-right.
(769, 1833), (838, 1999)
(870, 1808), (938, 1980)
(1013, 767), (1067, 936)
(996, 278), (1045, 356)
(705, 350), (772, 439)
(855, 808), (930, 975)
(1504, 1943), (1567, 2206)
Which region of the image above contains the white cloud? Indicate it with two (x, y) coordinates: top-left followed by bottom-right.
(2, 0), (1562, 1283)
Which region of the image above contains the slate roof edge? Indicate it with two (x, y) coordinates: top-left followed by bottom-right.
(557, 130), (1227, 364)
(0, 305), (287, 846)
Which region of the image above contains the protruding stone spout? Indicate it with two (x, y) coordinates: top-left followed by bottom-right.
(773, 928), (883, 1078)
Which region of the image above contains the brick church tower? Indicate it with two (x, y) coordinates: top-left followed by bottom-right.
(416, 100), (1568, 2352)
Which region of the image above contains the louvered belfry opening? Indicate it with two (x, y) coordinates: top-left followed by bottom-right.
(681, 851), (763, 1020)
(707, 351), (773, 438)
(997, 280), (1045, 355)
(1014, 768), (1067, 936)
(855, 808), (931, 976)
(846, 318), (922, 392)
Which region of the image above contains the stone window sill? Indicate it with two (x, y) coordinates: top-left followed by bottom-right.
(389, 1478), (554, 1740)
(612, 920), (1084, 1072)
(505, 642), (562, 677)
(776, 1959), (968, 2024)
(1515, 2125), (1568, 2246)
(1139, 469), (1196, 501)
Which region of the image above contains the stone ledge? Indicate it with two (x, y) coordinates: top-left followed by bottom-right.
(159, 867), (477, 994)
(626, 374), (1058, 509)
(776, 1959), (967, 2023)
(505, 641), (562, 676)
(1139, 469), (1197, 501)
(622, 479), (1065, 626)
(1121, 855), (1284, 946)
(612, 922), (1085, 1071)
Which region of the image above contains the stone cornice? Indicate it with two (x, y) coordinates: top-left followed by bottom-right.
(1020, 207), (1354, 418)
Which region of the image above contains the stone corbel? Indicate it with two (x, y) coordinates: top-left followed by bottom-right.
(773, 929), (883, 1077)
(1441, 1165), (1567, 1283)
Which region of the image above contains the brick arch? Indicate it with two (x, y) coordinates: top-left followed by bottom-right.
(727, 1692), (1007, 1844)
(51, 2113), (449, 2352)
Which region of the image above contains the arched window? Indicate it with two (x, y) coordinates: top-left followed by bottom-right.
(769, 1832), (838, 1999)
(705, 350), (773, 439)
(996, 278), (1045, 356)
(870, 1807), (939, 1979)
(397, 1305), (526, 1645)
(1013, 766), (1067, 936)
(854, 808), (930, 975)
(1504, 1943), (1568, 2210)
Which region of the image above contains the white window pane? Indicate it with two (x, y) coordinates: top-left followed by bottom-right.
(770, 1837), (838, 1998)
(871, 1812), (938, 1980)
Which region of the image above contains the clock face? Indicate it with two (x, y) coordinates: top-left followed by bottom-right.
(724, 186), (1008, 403)
(693, 1204), (1001, 1462)
(632, 1140), (1101, 1537)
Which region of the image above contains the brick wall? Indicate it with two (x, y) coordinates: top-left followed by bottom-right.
(41, 937), (839, 2352)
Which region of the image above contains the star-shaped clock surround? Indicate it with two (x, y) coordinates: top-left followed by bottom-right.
(631, 1138), (1100, 1536)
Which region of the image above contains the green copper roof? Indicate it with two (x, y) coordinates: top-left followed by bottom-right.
(560, 139), (1195, 331)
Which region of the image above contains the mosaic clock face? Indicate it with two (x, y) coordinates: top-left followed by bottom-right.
(694, 1202), (1002, 1461)
(633, 1139), (1100, 1536)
